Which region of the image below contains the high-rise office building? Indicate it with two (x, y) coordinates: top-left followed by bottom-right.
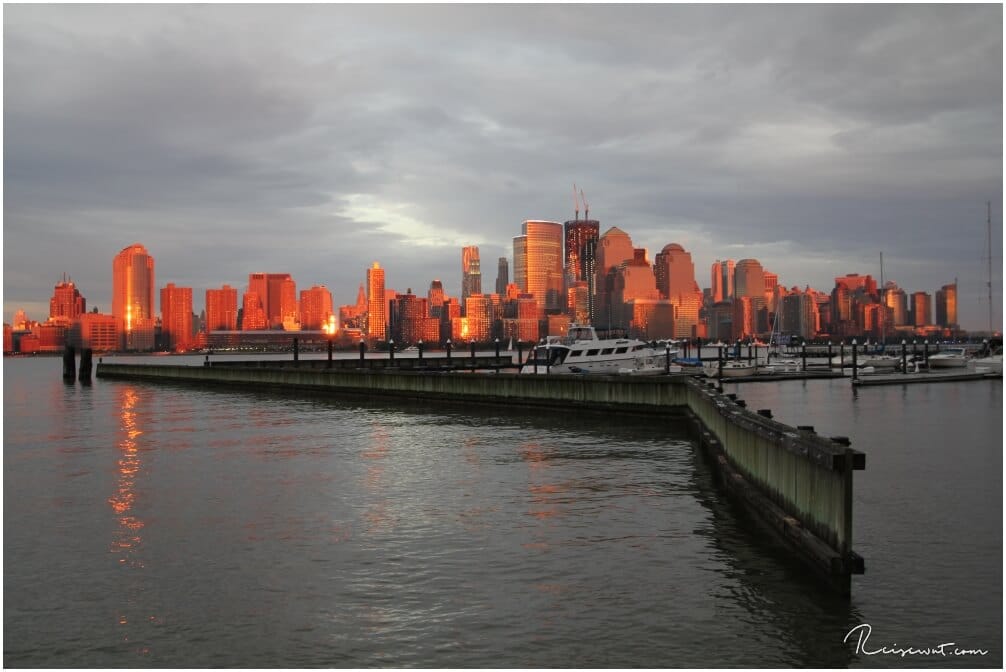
(366, 262), (387, 341)
(911, 291), (932, 327)
(427, 280), (445, 319)
(247, 273), (297, 329)
(513, 220), (564, 316)
(883, 281), (909, 327)
(935, 282), (958, 328)
(299, 285), (333, 331)
(734, 259), (766, 299)
(241, 291), (268, 330)
(594, 227), (635, 329)
(49, 275), (86, 325)
(112, 243), (155, 350)
(461, 246), (482, 302)
(206, 285), (238, 331)
(711, 260), (735, 304)
(654, 244), (699, 299)
(496, 258), (509, 295)
(160, 283), (193, 351)
(564, 219), (600, 283)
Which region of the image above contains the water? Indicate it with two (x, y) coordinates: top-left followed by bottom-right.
(3, 356), (1001, 667)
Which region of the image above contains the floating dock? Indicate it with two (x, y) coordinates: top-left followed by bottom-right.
(853, 370), (1002, 386)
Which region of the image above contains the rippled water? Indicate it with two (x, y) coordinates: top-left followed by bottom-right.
(3, 356), (1001, 667)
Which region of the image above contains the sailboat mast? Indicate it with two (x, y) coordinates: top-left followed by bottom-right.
(879, 251), (885, 344)
(988, 201), (994, 337)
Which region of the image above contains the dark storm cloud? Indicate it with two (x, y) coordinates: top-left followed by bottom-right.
(3, 4), (1001, 329)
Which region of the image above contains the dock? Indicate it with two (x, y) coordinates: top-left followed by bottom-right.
(853, 370), (1002, 386)
(95, 360), (865, 596)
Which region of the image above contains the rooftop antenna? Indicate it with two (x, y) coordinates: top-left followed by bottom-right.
(573, 183), (579, 221)
(581, 188), (589, 221)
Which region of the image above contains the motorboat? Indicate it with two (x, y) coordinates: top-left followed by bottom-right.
(971, 346), (1002, 374)
(927, 347), (970, 369)
(519, 324), (673, 376)
(704, 361), (758, 378)
(760, 358), (801, 374)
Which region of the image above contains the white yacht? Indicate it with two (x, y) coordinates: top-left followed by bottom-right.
(971, 346), (1001, 374)
(519, 325), (674, 376)
(927, 347), (970, 369)
(704, 361), (759, 378)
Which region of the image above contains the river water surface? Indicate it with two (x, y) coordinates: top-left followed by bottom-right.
(3, 356), (1001, 667)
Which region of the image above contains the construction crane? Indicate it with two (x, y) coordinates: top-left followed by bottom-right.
(580, 188), (589, 221)
(573, 183), (579, 221)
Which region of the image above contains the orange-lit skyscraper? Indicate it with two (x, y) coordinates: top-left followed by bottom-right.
(160, 283), (193, 351)
(206, 285), (239, 332)
(912, 291), (932, 327)
(367, 262), (387, 341)
(564, 218), (600, 283)
(513, 220), (564, 316)
(496, 258), (509, 295)
(300, 285), (334, 331)
(594, 227), (635, 328)
(936, 282), (958, 328)
(49, 275), (86, 325)
(112, 243), (155, 350)
(654, 244), (698, 299)
(247, 273), (297, 329)
(711, 260), (735, 303)
(734, 259), (766, 299)
(461, 246), (482, 302)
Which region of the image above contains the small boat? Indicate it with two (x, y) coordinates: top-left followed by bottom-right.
(760, 359), (801, 374)
(971, 346), (1001, 374)
(927, 347), (970, 369)
(705, 361), (758, 378)
(519, 324), (672, 376)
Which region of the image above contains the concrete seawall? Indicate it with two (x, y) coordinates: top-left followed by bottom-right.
(96, 362), (865, 594)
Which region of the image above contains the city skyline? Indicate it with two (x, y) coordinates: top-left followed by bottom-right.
(3, 4), (1003, 331)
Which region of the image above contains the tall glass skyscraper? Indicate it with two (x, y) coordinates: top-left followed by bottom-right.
(461, 246), (482, 303)
(112, 243), (155, 349)
(366, 262), (387, 341)
(513, 220), (564, 316)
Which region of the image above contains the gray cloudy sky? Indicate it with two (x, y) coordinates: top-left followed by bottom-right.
(3, 4), (1002, 330)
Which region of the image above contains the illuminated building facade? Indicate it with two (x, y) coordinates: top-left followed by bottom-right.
(594, 227), (635, 329)
(883, 282), (909, 327)
(241, 292), (268, 330)
(160, 283), (193, 351)
(49, 276), (86, 325)
(513, 220), (564, 316)
(654, 244), (697, 300)
(624, 299), (676, 340)
(206, 285), (239, 332)
(461, 246), (482, 302)
(247, 273), (297, 329)
(339, 284), (368, 330)
(711, 260), (735, 303)
(391, 289), (424, 344)
(564, 219), (600, 283)
(911, 291), (932, 327)
(612, 249), (660, 329)
(112, 243), (155, 350)
(299, 285), (333, 331)
(935, 282), (957, 329)
(734, 259), (765, 299)
(781, 290), (816, 340)
(70, 313), (119, 352)
(463, 293), (490, 341)
(366, 262), (387, 342)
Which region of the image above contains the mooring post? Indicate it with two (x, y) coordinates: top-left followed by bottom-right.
(924, 339), (929, 368)
(78, 348), (93, 384)
(389, 339), (395, 365)
(912, 339), (918, 360)
(801, 341), (807, 371)
(418, 340), (424, 361)
(470, 340), (476, 372)
(205, 354), (210, 367)
(446, 339), (452, 366)
(62, 345), (76, 381)
(494, 337), (500, 359)
(327, 338), (333, 368)
(851, 339), (858, 381)
(516, 340), (523, 366)
(840, 342), (845, 370)
(747, 342), (753, 363)
(293, 337), (299, 365)
(359, 339), (365, 364)
(665, 342), (671, 374)
(901, 339), (907, 375)
(828, 342), (833, 368)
